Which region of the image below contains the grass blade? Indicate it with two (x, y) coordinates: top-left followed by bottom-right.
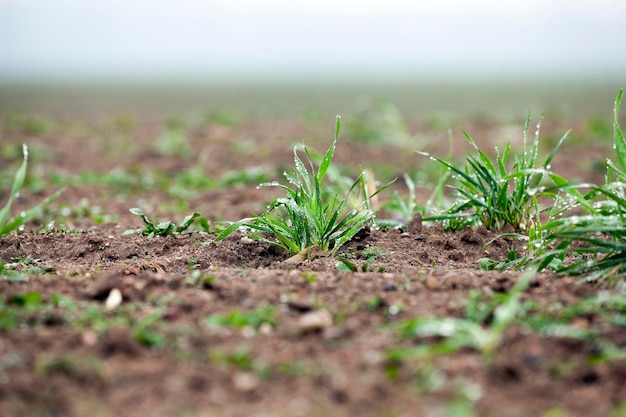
(0, 144), (29, 229)
(614, 90), (626, 172)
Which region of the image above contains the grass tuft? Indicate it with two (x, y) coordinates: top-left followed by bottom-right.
(215, 116), (392, 257)
(420, 117), (571, 231)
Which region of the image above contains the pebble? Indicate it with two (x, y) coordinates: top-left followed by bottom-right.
(259, 322), (274, 335)
(233, 372), (259, 392)
(81, 331), (98, 347)
(425, 275), (440, 290)
(105, 288), (123, 311)
(298, 309), (333, 333)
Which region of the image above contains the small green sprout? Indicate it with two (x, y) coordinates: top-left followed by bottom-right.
(0, 144), (63, 236)
(210, 347), (254, 371)
(391, 270), (533, 360)
(336, 255), (384, 273)
(205, 306), (276, 331)
(126, 208), (200, 237)
(215, 116), (393, 257)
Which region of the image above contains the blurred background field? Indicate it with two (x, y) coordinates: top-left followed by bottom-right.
(1, 1), (625, 120)
(0, 80), (624, 121)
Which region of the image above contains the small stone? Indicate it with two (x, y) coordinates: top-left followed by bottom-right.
(105, 288), (123, 311)
(259, 322), (273, 335)
(298, 309), (333, 333)
(425, 275), (440, 290)
(240, 237), (255, 245)
(241, 326), (256, 338)
(81, 331), (98, 347)
(233, 372), (259, 392)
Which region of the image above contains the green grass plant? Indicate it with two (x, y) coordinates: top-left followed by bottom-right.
(0, 144), (63, 236)
(153, 121), (191, 157)
(420, 118), (574, 231)
(380, 173), (419, 229)
(336, 255), (379, 272)
(126, 208), (200, 237)
(497, 90), (626, 280)
(205, 306), (276, 331)
(346, 99), (413, 147)
(210, 346), (255, 371)
(215, 116), (392, 257)
(389, 270), (533, 360)
(2, 111), (53, 136)
(382, 169), (450, 229)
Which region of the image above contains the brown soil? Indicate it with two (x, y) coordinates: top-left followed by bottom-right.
(0, 109), (624, 417)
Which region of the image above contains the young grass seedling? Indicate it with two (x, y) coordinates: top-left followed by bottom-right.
(0, 144), (63, 236)
(391, 270), (533, 361)
(336, 255), (378, 272)
(215, 116), (393, 258)
(126, 208), (200, 237)
(205, 306), (276, 332)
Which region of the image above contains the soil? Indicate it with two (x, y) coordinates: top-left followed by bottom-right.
(0, 107), (625, 417)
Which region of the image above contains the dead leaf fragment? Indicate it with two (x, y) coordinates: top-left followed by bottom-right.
(284, 246), (330, 265)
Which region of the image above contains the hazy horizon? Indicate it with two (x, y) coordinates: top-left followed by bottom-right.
(2, 0), (626, 83)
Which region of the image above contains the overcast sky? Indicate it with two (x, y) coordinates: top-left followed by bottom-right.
(2, 0), (626, 81)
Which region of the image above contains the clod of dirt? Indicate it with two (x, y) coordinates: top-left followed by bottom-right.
(87, 273), (125, 301)
(99, 326), (142, 357)
(298, 309), (333, 333)
(424, 275), (440, 290)
(407, 212), (423, 234)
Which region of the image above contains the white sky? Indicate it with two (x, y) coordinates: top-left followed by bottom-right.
(2, 0), (626, 81)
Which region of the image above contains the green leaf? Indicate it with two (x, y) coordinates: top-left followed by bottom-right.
(177, 212), (200, 232)
(614, 89), (626, 172)
(0, 188), (64, 235)
(213, 219), (253, 242)
(213, 116), (387, 258)
(317, 118), (339, 182)
(9, 291), (42, 306)
(336, 257), (357, 272)
(0, 144), (29, 231)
